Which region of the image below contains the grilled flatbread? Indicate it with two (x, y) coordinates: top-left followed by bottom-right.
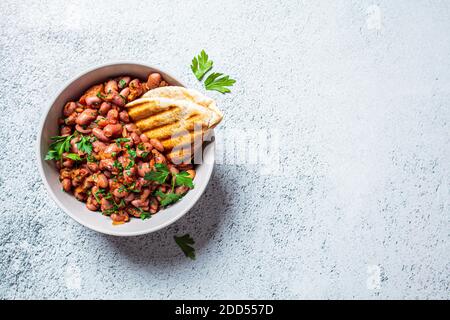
(125, 87), (222, 163)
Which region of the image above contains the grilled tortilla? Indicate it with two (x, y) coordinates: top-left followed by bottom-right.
(125, 87), (222, 163)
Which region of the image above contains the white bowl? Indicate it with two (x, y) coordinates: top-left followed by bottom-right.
(36, 62), (215, 236)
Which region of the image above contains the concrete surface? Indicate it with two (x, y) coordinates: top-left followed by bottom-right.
(0, 0), (449, 299)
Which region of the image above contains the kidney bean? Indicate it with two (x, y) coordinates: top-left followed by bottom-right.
(76, 109), (97, 126)
(60, 126), (72, 136)
(118, 76), (131, 89)
(106, 109), (119, 124)
(75, 124), (92, 134)
(146, 73), (162, 90)
(92, 140), (107, 153)
(86, 196), (99, 211)
(99, 158), (115, 172)
(111, 93), (126, 107)
(95, 117), (108, 128)
(112, 186), (128, 199)
(103, 143), (121, 155)
(140, 188), (151, 201)
(131, 198), (149, 209)
(111, 213), (129, 223)
(60, 169), (71, 179)
(119, 110), (130, 123)
(124, 193), (135, 204)
(62, 178), (72, 192)
(175, 185), (189, 195)
(82, 177), (94, 190)
(70, 137), (80, 154)
(128, 79), (143, 101)
(129, 132), (140, 144)
(124, 123), (137, 132)
(92, 128), (110, 142)
(123, 167), (136, 184)
(149, 138), (164, 152)
(85, 95), (102, 106)
(138, 134), (148, 143)
(103, 124), (123, 138)
(150, 198), (159, 214)
(62, 158), (74, 168)
(119, 87), (130, 99)
(100, 198), (113, 212)
(137, 162), (151, 177)
(136, 142), (152, 157)
(74, 186), (86, 201)
(95, 173), (108, 188)
(98, 102), (112, 116)
(105, 80), (118, 93)
(152, 149), (166, 164)
(65, 113), (78, 126)
(63, 102), (77, 117)
(87, 161), (99, 172)
(183, 170), (195, 180)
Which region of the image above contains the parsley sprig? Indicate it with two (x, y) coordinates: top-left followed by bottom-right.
(45, 134), (74, 161)
(144, 163), (194, 207)
(174, 234), (196, 260)
(76, 135), (93, 154)
(204, 72), (236, 93)
(144, 163), (170, 184)
(190, 50), (235, 94)
(191, 50), (213, 81)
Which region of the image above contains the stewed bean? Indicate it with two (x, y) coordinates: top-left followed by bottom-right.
(48, 73), (196, 224)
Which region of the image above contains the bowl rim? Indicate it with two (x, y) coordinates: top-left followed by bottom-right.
(36, 61), (215, 236)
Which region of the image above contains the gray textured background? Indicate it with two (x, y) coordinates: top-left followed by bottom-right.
(0, 0), (449, 299)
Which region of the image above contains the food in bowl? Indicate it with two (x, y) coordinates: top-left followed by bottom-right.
(45, 71), (222, 225)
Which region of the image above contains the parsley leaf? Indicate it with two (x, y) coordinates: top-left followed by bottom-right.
(76, 135), (93, 155)
(154, 190), (182, 207)
(119, 79), (127, 88)
(125, 144), (136, 158)
(96, 92), (106, 99)
(45, 134), (74, 161)
(65, 153), (82, 161)
(174, 234), (196, 260)
(204, 72), (236, 93)
(115, 138), (130, 146)
(113, 160), (123, 171)
(175, 171), (194, 188)
(191, 50), (213, 81)
(144, 163), (169, 184)
(139, 208), (151, 220)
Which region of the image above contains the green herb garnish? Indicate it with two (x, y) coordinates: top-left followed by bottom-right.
(115, 138), (130, 146)
(65, 153), (82, 161)
(119, 79), (127, 88)
(154, 190), (182, 207)
(191, 50), (213, 81)
(113, 160), (123, 171)
(125, 144), (136, 158)
(96, 92), (106, 99)
(76, 135), (93, 155)
(45, 134), (74, 161)
(144, 163), (169, 184)
(174, 234), (196, 260)
(175, 171), (194, 188)
(204, 72), (236, 93)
